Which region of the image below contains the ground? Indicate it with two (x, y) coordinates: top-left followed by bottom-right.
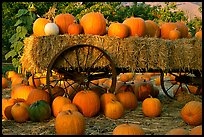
(2, 79), (202, 135)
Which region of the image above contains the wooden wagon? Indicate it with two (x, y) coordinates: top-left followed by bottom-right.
(21, 34), (202, 99)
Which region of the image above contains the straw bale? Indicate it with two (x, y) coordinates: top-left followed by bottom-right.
(21, 34), (202, 73)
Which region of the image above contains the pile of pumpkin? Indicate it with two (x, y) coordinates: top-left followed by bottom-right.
(32, 12), (202, 41)
(2, 70), (202, 135)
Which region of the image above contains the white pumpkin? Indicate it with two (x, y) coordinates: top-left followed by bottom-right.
(44, 23), (59, 36)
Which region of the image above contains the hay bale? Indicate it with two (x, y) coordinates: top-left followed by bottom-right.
(21, 34), (202, 73)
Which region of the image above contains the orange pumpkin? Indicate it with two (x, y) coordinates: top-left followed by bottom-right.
(108, 22), (129, 38)
(11, 102), (29, 123)
(113, 123), (145, 135)
(52, 96), (72, 117)
(26, 88), (51, 106)
(175, 21), (188, 38)
(5, 70), (17, 81)
(123, 17), (146, 37)
(2, 77), (9, 89)
(73, 90), (100, 117)
(145, 20), (160, 38)
(55, 110), (85, 135)
(80, 12), (106, 35)
(189, 125), (202, 135)
(33, 18), (51, 36)
(142, 97), (162, 117)
(160, 22), (179, 39)
(11, 75), (25, 87)
(195, 30), (202, 41)
(61, 103), (78, 112)
(54, 13), (76, 34)
(2, 98), (17, 120)
(165, 128), (189, 135)
(100, 92), (118, 112)
(28, 76), (41, 87)
(169, 29), (181, 40)
(180, 101), (202, 126)
(47, 86), (65, 99)
(68, 23), (83, 35)
(104, 99), (124, 119)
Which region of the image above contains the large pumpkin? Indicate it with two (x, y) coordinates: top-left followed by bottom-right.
(33, 18), (51, 36)
(145, 20), (160, 38)
(108, 22), (129, 38)
(180, 101), (202, 126)
(72, 90), (100, 117)
(123, 17), (146, 37)
(160, 22), (179, 39)
(55, 110), (85, 135)
(11, 102), (29, 123)
(28, 100), (51, 122)
(113, 123), (145, 135)
(142, 97), (162, 117)
(80, 12), (106, 35)
(54, 13), (76, 34)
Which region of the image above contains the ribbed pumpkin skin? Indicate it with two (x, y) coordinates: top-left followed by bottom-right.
(142, 98), (162, 117)
(123, 17), (146, 37)
(80, 12), (106, 35)
(28, 100), (51, 122)
(165, 128), (189, 135)
(100, 92), (118, 112)
(108, 22), (129, 38)
(68, 23), (83, 35)
(189, 125), (202, 135)
(160, 22), (178, 39)
(113, 123), (145, 135)
(55, 110), (85, 135)
(33, 18), (51, 36)
(104, 100), (124, 119)
(54, 13), (76, 34)
(180, 101), (202, 126)
(145, 20), (160, 38)
(72, 90), (100, 117)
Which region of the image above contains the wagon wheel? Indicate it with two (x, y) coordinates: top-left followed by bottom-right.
(160, 70), (202, 99)
(46, 44), (117, 100)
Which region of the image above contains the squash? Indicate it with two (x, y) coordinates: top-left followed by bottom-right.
(33, 18), (51, 36)
(44, 22), (59, 36)
(108, 22), (129, 38)
(68, 23), (83, 35)
(11, 102), (29, 123)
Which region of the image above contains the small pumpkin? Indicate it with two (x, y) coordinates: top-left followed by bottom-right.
(165, 128), (189, 135)
(180, 101), (202, 126)
(100, 92), (118, 112)
(142, 97), (162, 117)
(195, 30), (202, 41)
(160, 22), (179, 39)
(104, 99), (124, 119)
(189, 125), (202, 135)
(28, 75), (41, 87)
(11, 102), (29, 123)
(80, 12), (106, 35)
(55, 110), (85, 135)
(28, 100), (51, 122)
(169, 29), (181, 40)
(108, 22), (129, 38)
(44, 22), (59, 36)
(2, 77), (9, 89)
(113, 123), (145, 135)
(33, 18), (51, 36)
(145, 20), (160, 38)
(68, 23), (83, 35)
(73, 90), (100, 117)
(54, 13), (76, 34)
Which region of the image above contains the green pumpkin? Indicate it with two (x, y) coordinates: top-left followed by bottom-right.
(28, 100), (51, 122)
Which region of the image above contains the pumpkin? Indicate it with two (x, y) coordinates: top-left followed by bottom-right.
(154, 76), (161, 86)
(118, 73), (133, 82)
(133, 79), (154, 101)
(28, 100), (51, 122)
(115, 82), (134, 94)
(80, 12), (106, 35)
(195, 30), (202, 41)
(11, 85), (35, 101)
(108, 22), (129, 38)
(28, 76), (41, 87)
(2, 98), (17, 120)
(169, 29), (181, 40)
(145, 20), (160, 37)
(5, 70), (17, 81)
(104, 99), (124, 119)
(116, 91), (138, 110)
(11, 102), (29, 123)
(33, 18), (51, 36)
(142, 97), (162, 117)
(26, 88), (51, 106)
(68, 23), (83, 35)
(165, 128), (189, 135)
(46, 86), (65, 99)
(160, 22), (179, 39)
(54, 13), (76, 34)
(89, 85), (106, 97)
(44, 22), (59, 36)
(189, 125), (202, 135)
(61, 103), (78, 112)
(175, 21), (188, 38)
(180, 101), (202, 126)
(52, 96), (72, 117)
(55, 110), (85, 135)
(100, 92), (118, 112)
(123, 17), (146, 37)
(11, 75), (25, 87)
(73, 90), (100, 117)
(2, 77), (9, 89)
(113, 123), (145, 135)
(134, 74), (151, 82)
